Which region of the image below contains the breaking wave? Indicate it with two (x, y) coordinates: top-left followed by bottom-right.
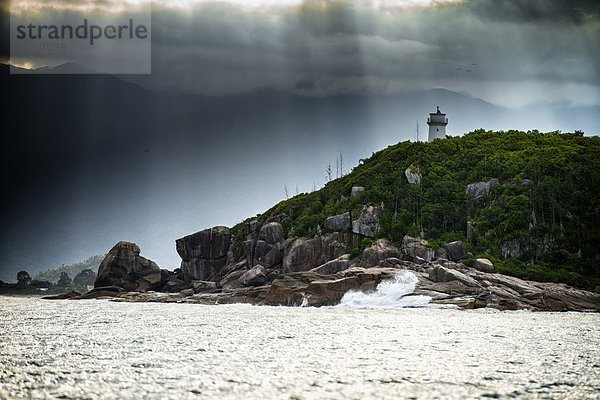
(338, 270), (431, 308)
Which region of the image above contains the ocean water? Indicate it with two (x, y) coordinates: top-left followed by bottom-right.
(1, 277), (599, 399)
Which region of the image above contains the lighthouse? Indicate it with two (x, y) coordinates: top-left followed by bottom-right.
(427, 106), (448, 142)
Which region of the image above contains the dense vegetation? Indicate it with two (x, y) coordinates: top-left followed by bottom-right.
(233, 130), (600, 289)
(34, 255), (104, 283)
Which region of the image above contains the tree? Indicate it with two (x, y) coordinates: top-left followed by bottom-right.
(73, 269), (96, 288)
(284, 183), (289, 200)
(325, 164), (332, 183)
(57, 271), (72, 287)
(16, 270), (31, 286)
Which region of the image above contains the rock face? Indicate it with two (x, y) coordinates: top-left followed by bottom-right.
(239, 265), (267, 287)
(361, 239), (400, 268)
(405, 164), (422, 185)
(264, 267), (399, 306)
(473, 258), (494, 273)
(401, 236), (434, 262)
(352, 205), (381, 237)
(310, 255), (352, 275)
(94, 241), (162, 291)
(350, 186), (365, 197)
(428, 265), (480, 287)
(323, 212), (351, 232)
(443, 241), (466, 262)
(283, 234), (347, 273)
(283, 237), (327, 273)
(258, 222), (284, 244)
(466, 178), (499, 199)
(243, 222), (285, 270)
(176, 226), (231, 282)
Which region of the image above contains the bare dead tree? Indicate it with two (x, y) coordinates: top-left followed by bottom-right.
(284, 183), (289, 199)
(325, 164), (332, 183)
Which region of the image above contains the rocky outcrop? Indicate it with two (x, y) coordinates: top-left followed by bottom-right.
(264, 267), (399, 306)
(352, 205), (381, 237)
(75, 228), (600, 313)
(310, 255), (352, 275)
(164, 277), (188, 293)
(323, 212), (351, 232)
(252, 240), (283, 268)
(239, 265), (267, 287)
(405, 164), (422, 185)
(192, 280), (217, 293)
(258, 222), (284, 244)
(94, 241), (162, 291)
(282, 234), (347, 273)
(361, 239), (400, 267)
(466, 178), (499, 199)
(176, 226), (231, 282)
(443, 241), (466, 262)
(428, 264), (480, 287)
(401, 236), (434, 262)
(283, 237), (327, 273)
(242, 222), (285, 270)
(473, 258), (494, 273)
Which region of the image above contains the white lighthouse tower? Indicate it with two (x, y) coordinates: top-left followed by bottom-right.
(427, 106), (448, 142)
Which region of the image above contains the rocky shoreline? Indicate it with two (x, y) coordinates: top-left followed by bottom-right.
(44, 218), (600, 312)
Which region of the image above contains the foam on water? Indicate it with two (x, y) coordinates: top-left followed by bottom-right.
(338, 270), (431, 308)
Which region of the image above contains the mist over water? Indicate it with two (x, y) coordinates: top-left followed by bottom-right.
(339, 271), (432, 308)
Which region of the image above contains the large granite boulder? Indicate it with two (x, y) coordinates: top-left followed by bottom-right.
(239, 265), (267, 287)
(310, 255), (352, 275)
(283, 237), (327, 273)
(401, 236), (434, 262)
(428, 265), (479, 287)
(176, 226), (231, 261)
(254, 241), (283, 268)
(352, 205), (381, 237)
(283, 234), (348, 273)
(163, 277), (188, 293)
(466, 178), (499, 199)
(219, 270), (247, 290)
(443, 241), (466, 262)
(94, 241), (162, 291)
(176, 226), (231, 282)
(323, 212), (351, 232)
(361, 239), (400, 268)
(473, 258), (494, 273)
(244, 220), (260, 240)
(258, 222), (284, 244)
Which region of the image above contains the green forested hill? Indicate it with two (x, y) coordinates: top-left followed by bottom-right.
(233, 130), (600, 288)
(34, 255), (104, 283)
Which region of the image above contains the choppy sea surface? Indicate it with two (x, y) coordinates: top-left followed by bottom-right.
(1, 281), (599, 399)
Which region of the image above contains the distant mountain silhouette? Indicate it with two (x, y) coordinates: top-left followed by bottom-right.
(2, 62), (598, 280)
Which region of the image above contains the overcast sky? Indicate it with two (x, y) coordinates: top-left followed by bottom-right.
(2, 0), (600, 280)
(5, 0), (600, 107)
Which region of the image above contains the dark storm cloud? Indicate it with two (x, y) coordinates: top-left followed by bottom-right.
(465, 0), (600, 24)
(117, 0), (598, 107)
